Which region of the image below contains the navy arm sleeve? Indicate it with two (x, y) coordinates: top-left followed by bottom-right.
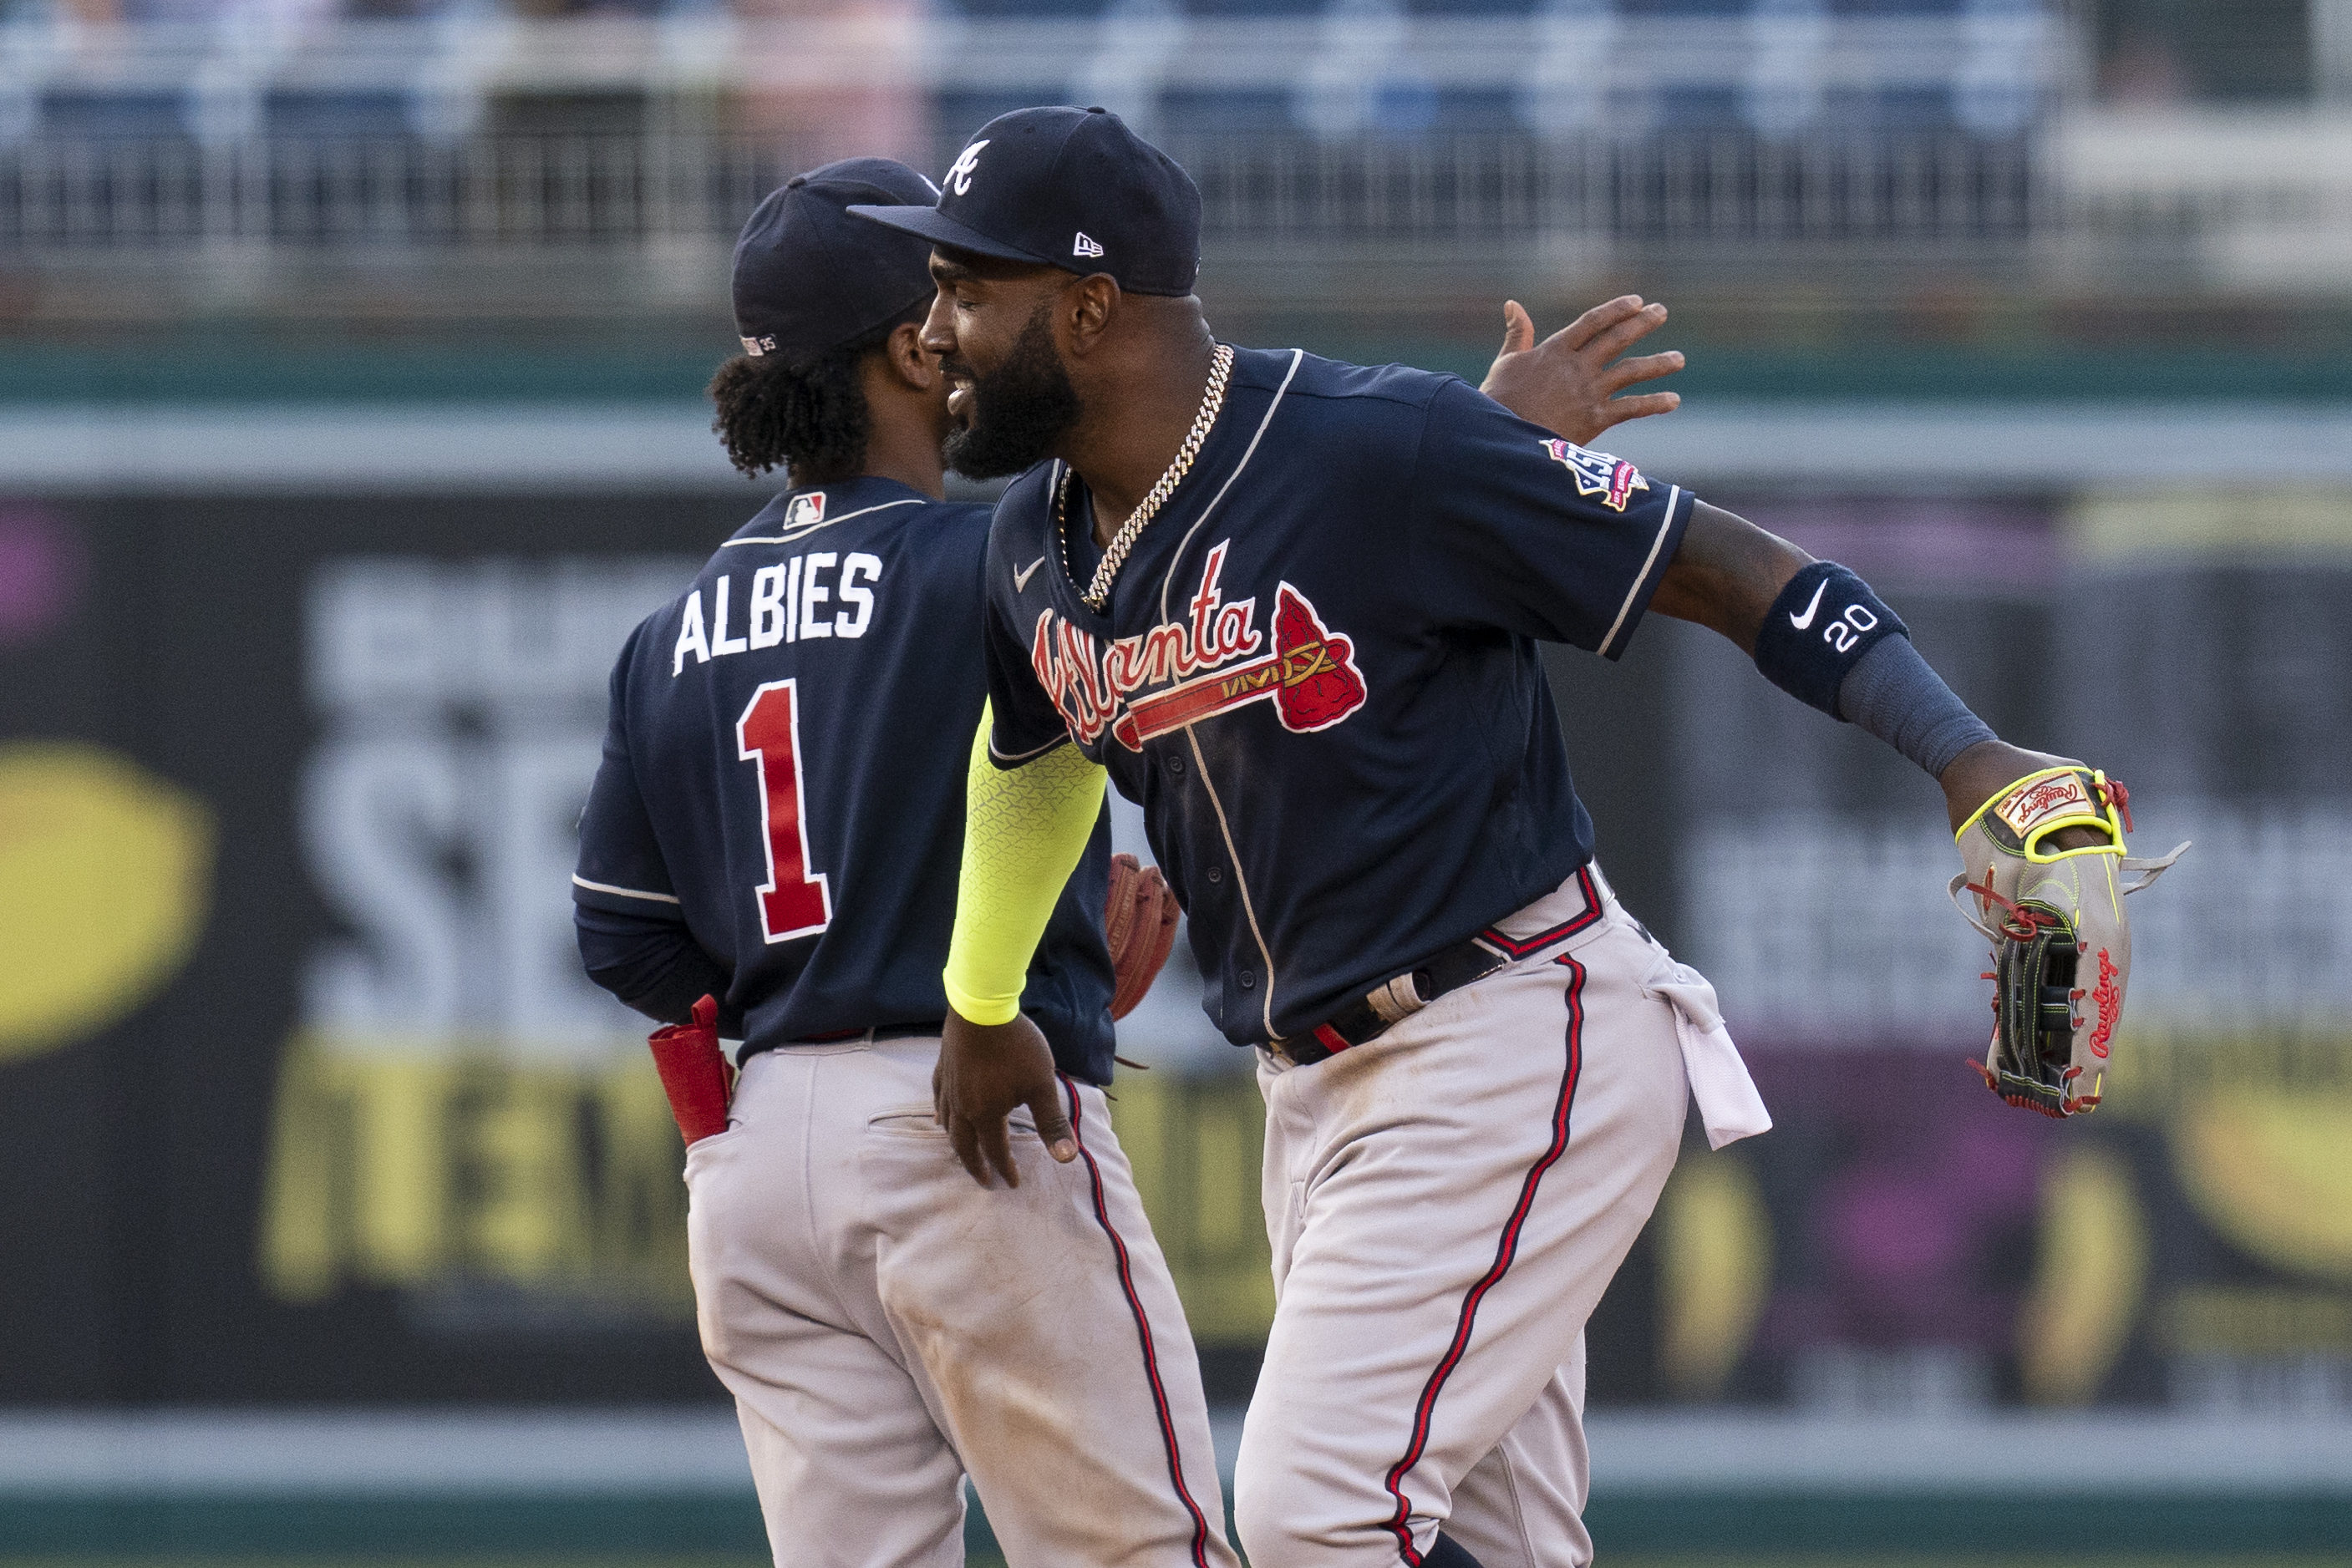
(1405, 378), (1694, 659)
(572, 624), (731, 1025)
(577, 901), (729, 1027)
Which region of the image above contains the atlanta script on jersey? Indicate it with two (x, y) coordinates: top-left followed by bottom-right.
(983, 349), (1698, 1047)
(1027, 542), (1370, 752)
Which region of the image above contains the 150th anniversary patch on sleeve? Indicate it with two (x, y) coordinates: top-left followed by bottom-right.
(1544, 438), (1649, 513)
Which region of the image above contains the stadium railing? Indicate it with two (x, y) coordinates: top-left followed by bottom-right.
(0, 8), (2071, 263)
(3, 8), (2345, 299)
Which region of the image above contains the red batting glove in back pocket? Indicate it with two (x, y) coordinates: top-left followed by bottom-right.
(648, 994), (734, 1144)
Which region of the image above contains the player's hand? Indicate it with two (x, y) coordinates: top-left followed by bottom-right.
(934, 1009), (1079, 1189)
(1480, 296), (1684, 448)
(1939, 739), (2107, 851)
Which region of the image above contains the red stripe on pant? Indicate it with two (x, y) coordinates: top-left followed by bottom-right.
(1378, 952), (1587, 1565)
(1062, 1075), (1217, 1568)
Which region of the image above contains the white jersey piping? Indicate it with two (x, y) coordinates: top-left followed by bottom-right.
(1596, 484), (1682, 660)
(1151, 347), (1303, 1041)
(571, 874), (680, 905)
(1186, 723), (1280, 1041)
(988, 733), (1072, 767)
(1156, 348), (1304, 624)
(719, 498), (922, 547)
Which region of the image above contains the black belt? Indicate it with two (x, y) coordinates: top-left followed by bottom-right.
(1269, 936), (1510, 1067)
(1267, 867), (1608, 1068)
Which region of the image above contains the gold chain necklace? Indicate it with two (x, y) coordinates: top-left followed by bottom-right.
(1059, 342), (1236, 613)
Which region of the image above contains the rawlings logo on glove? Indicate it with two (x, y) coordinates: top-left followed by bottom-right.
(1950, 766), (2187, 1119)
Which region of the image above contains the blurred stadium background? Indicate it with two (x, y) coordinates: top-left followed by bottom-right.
(2, 0), (2350, 1561)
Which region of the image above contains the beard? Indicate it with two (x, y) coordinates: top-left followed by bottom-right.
(942, 306), (1082, 480)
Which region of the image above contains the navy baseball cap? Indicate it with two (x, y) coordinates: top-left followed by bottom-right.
(732, 157), (941, 359)
(847, 107), (1201, 297)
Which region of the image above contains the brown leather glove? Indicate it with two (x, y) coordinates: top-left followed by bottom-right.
(1950, 769), (2187, 1118)
(1104, 853), (1181, 1021)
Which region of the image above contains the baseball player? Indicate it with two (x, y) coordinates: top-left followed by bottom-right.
(571, 155), (1692, 1568)
(571, 160), (1237, 1568)
(851, 108), (2132, 1568)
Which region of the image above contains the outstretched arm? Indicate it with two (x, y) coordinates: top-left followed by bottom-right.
(935, 718), (1107, 1187)
(1652, 500), (2095, 841)
(1646, 498), (1807, 647)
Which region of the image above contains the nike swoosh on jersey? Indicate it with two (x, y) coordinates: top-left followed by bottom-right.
(1788, 579), (1828, 630)
(1013, 556), (1047, 591)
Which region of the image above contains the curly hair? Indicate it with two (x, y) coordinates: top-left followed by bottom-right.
(708, 300), (928, 483)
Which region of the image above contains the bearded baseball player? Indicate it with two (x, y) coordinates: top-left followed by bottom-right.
(851, 107), (2177, 1568)
(573, 155), (1692, 1568)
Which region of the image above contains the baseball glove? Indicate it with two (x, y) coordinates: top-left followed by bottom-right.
(1105, 852), (1181, 1021)
(1949, 766), (2187, 1119)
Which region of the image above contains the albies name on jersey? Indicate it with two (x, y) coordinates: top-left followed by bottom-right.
(1029, 540), (1369, 751)
(674, 551), (883, 675)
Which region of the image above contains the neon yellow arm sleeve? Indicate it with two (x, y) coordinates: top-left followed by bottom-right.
(941, 711), (1108, 1025)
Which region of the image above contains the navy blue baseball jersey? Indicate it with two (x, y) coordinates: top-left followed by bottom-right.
(576, 476), (1119, 1082)
(981, 349), (1694, 1048)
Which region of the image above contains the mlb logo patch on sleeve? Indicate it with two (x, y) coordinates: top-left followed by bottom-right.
(1542, 438), (1648, 513)
(786, 492), (826, 528)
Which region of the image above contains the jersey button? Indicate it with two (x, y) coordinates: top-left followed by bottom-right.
(1206, 865), (1222, 883)
(1167, 754), (1186, 776)
(1238, 970), (1256, 989)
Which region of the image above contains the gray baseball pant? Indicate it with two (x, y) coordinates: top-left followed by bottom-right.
(1235, 871), (1695, 1568)
(686, 1035), (1240, 1568)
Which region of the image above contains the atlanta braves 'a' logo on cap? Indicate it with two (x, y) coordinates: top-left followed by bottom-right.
(845, 108), (1201, 297)
(1544, 438), (1649, 513)
(945, 140), (989, 196)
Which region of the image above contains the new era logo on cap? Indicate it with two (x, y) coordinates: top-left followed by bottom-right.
(844, 106), (1201, 298)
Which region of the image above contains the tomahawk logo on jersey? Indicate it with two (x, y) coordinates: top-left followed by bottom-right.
(981, 348), (1694, 1047)
(575, 477), (1118, 1077)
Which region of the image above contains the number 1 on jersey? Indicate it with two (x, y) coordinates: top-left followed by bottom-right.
(736, 680), (833, 942)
